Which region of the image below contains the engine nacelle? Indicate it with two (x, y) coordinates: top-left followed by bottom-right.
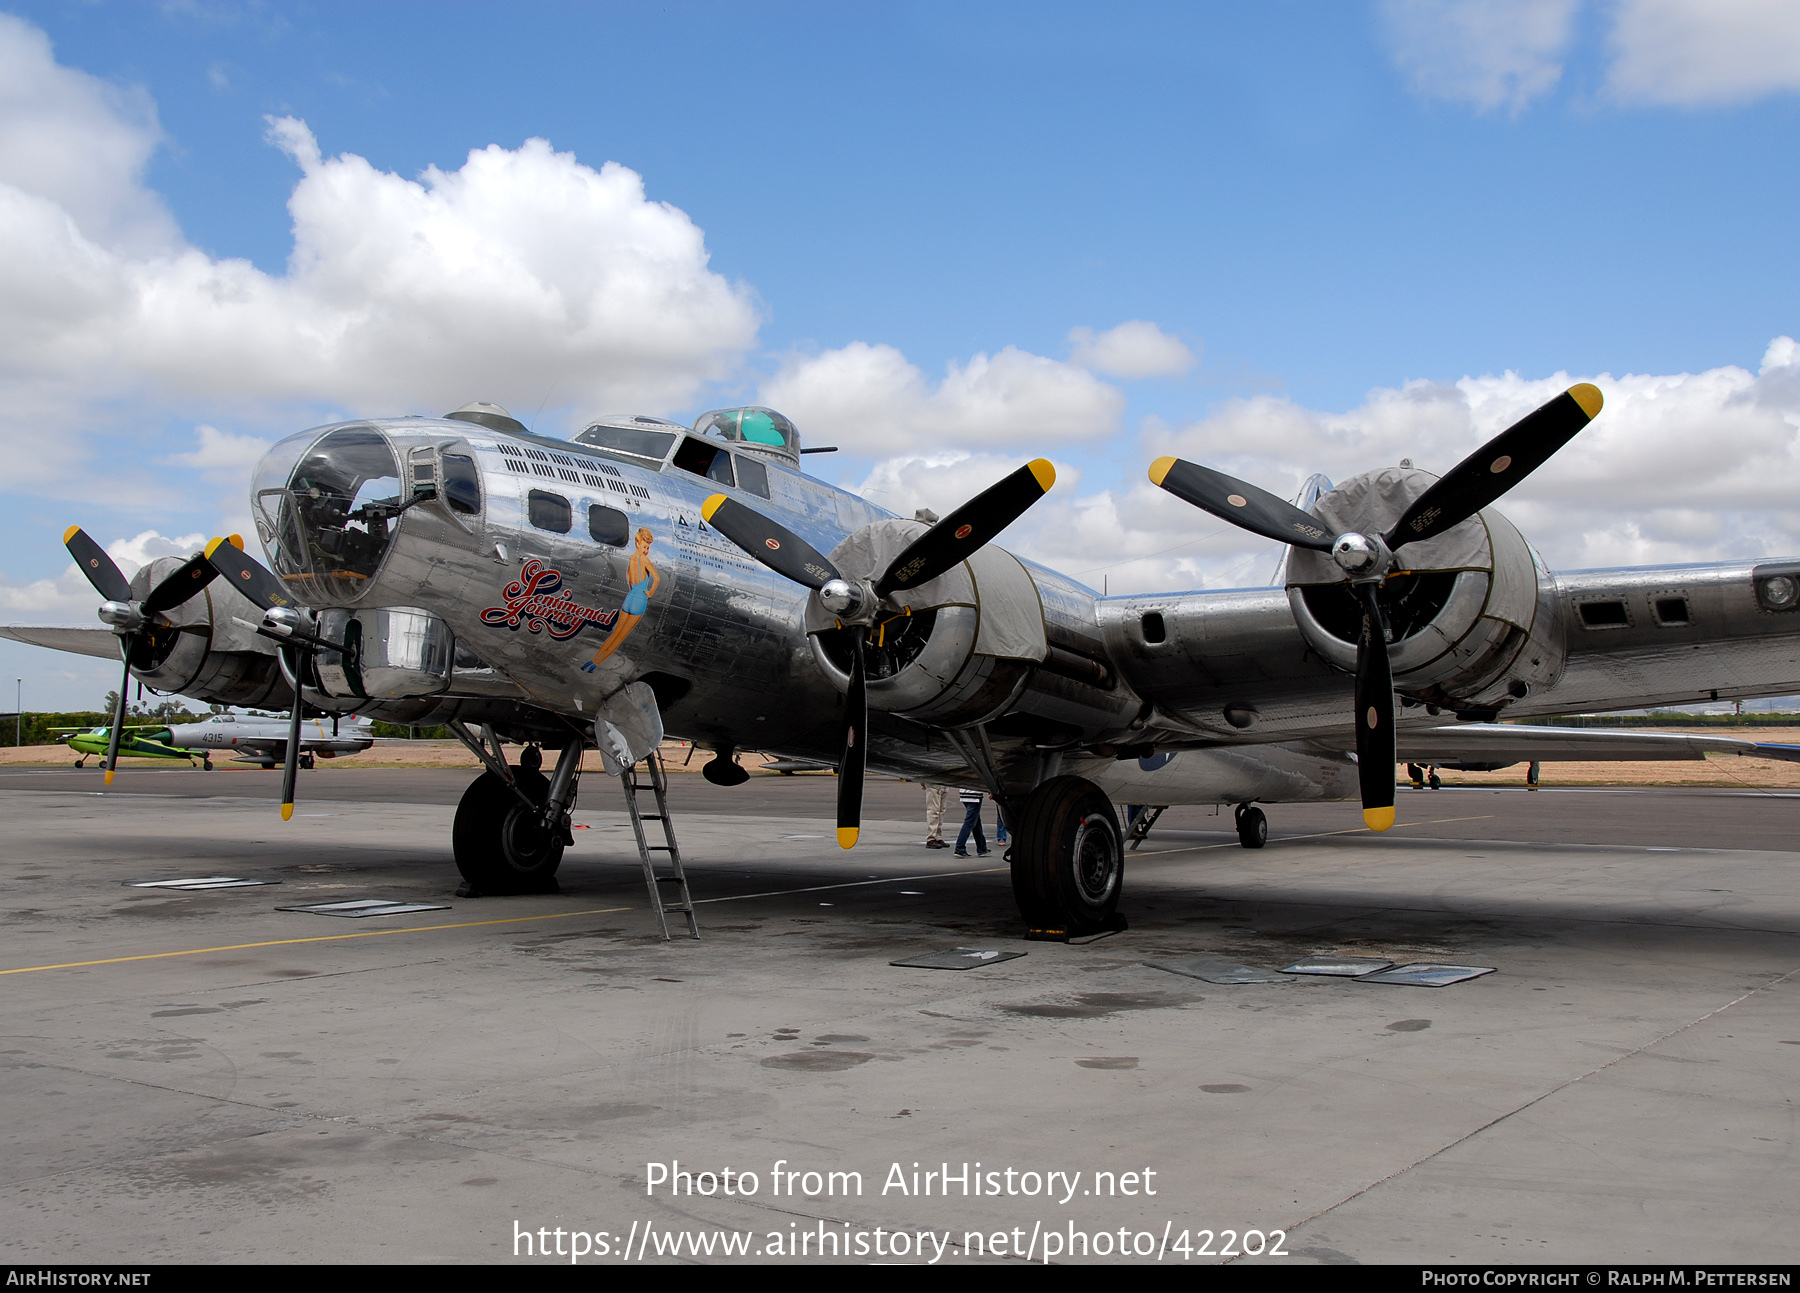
(123, 556), (288, 709)
(803, 519), (1138, 736)
(1284, 467), (1567, 711)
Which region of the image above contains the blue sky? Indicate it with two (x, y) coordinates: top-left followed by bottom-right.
(3, 1), (1799, 709)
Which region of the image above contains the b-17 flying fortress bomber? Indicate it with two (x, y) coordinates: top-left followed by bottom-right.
(15, 390), (1800, 936)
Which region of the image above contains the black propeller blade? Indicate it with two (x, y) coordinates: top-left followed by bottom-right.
(63, 526), (132, 603)
(142, 553), (220, 615)
(280, 661), (305, 822)
(1353, 583), (1396, 832)
(875, 459), (1056, 596)
(1386, 384), (1602, 549)
(203, 535), (296, 610)
(699, 496), (842, 590)
(203, 536), (333, 821)
(838, 628), (867, 849)
(63, 527), (219, 785)
(102, 646), (131, 789)
(1147, 383), (1606, 833)
(1146, 459), (1334, 552)
(702, 459), (1059, 848)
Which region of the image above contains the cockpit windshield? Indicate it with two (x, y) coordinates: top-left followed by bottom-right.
(252, 425), (403, 605)
(692, 407), (800, 461)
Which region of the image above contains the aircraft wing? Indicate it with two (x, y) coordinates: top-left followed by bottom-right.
(0, 626), (118, 660)
(1394, 724), (1800, 765)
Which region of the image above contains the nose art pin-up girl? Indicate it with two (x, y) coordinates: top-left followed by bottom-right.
(582, 528), (658, 671)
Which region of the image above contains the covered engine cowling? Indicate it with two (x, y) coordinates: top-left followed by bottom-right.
(1284, 467), (1566, 709)
(122, 555), (288, 709)
(804, 519), (1050, 727)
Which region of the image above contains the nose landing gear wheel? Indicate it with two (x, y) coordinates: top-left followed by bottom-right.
(1010, 775), (1124, 934)
(453, 767), (562, 894)
(1235, 804), (1267, 849)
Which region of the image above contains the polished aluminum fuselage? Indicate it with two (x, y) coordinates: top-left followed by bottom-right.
(234, 416), (1800, 809)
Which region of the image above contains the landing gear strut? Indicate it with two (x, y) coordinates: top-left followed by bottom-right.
(452, 741), (583, 896)
(1010, 775), (1125, 936)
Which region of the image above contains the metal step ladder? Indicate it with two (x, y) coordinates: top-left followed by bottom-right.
(1125, 805), (1165, 852)
(620, 751), (698, 941)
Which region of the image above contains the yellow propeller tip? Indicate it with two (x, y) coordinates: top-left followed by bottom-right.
(1363, 805), (1395, 832)
(228, 533), (245, 550)
(63, 525), (81, 544)
(203, 536), (226, 558)
(1027, 459), (1056, 492)
(700, 494), (726, 522)
(281, 803), (294, 821)
(1148, 456), (1177, 487)
(1569, 383), (1603, 419)
(837, 826), (859, 849)
(103, 769), (115, 786)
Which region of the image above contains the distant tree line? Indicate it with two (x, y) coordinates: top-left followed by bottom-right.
(7, 709), (208, 746)
(369, 722), (453, 739)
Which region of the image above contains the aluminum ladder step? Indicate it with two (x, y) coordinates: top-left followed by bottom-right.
(620, 750), (698, 942)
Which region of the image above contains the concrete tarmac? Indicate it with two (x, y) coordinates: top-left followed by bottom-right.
(0, 767), (1795, 1265)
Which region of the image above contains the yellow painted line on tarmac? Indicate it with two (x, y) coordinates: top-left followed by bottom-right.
(1134, 814), (1498, 862)
(0, 906), (631, 977)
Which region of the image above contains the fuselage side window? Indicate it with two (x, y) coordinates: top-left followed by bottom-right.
(589, 504), (629, 546)
(735, 453), (770, 499)
(528, 490), (572, 534)
(441, 453), (481, 515)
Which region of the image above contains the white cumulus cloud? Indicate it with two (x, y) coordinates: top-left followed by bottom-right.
(759, 341), (1124, 455)
(0, 14), (761, 480)
(1380, 0), (1578, 114)
(1068, 321), (1194, 379)
(105, 530), (207, 578)
(1142, 337), (1800, 575)
(0, 13), (179, 255)
(1606, 0), (1800, 105)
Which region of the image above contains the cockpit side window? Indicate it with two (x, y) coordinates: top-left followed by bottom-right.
(672, 436), (735, 486)
(441, 453), (481, 515)
(735, 453), (770, 499)
(528, 490), (571, 534)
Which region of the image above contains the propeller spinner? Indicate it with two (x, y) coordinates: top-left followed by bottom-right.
(1149, 384), (1603, 831)
(702, 458), (1057, 847)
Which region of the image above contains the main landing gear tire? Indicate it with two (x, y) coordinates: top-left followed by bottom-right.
(1235, 804), (1268, 849)
(299, 753), (315, 770)
(453, 767), (562, 895)
(1010, 775), (1124, 934)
